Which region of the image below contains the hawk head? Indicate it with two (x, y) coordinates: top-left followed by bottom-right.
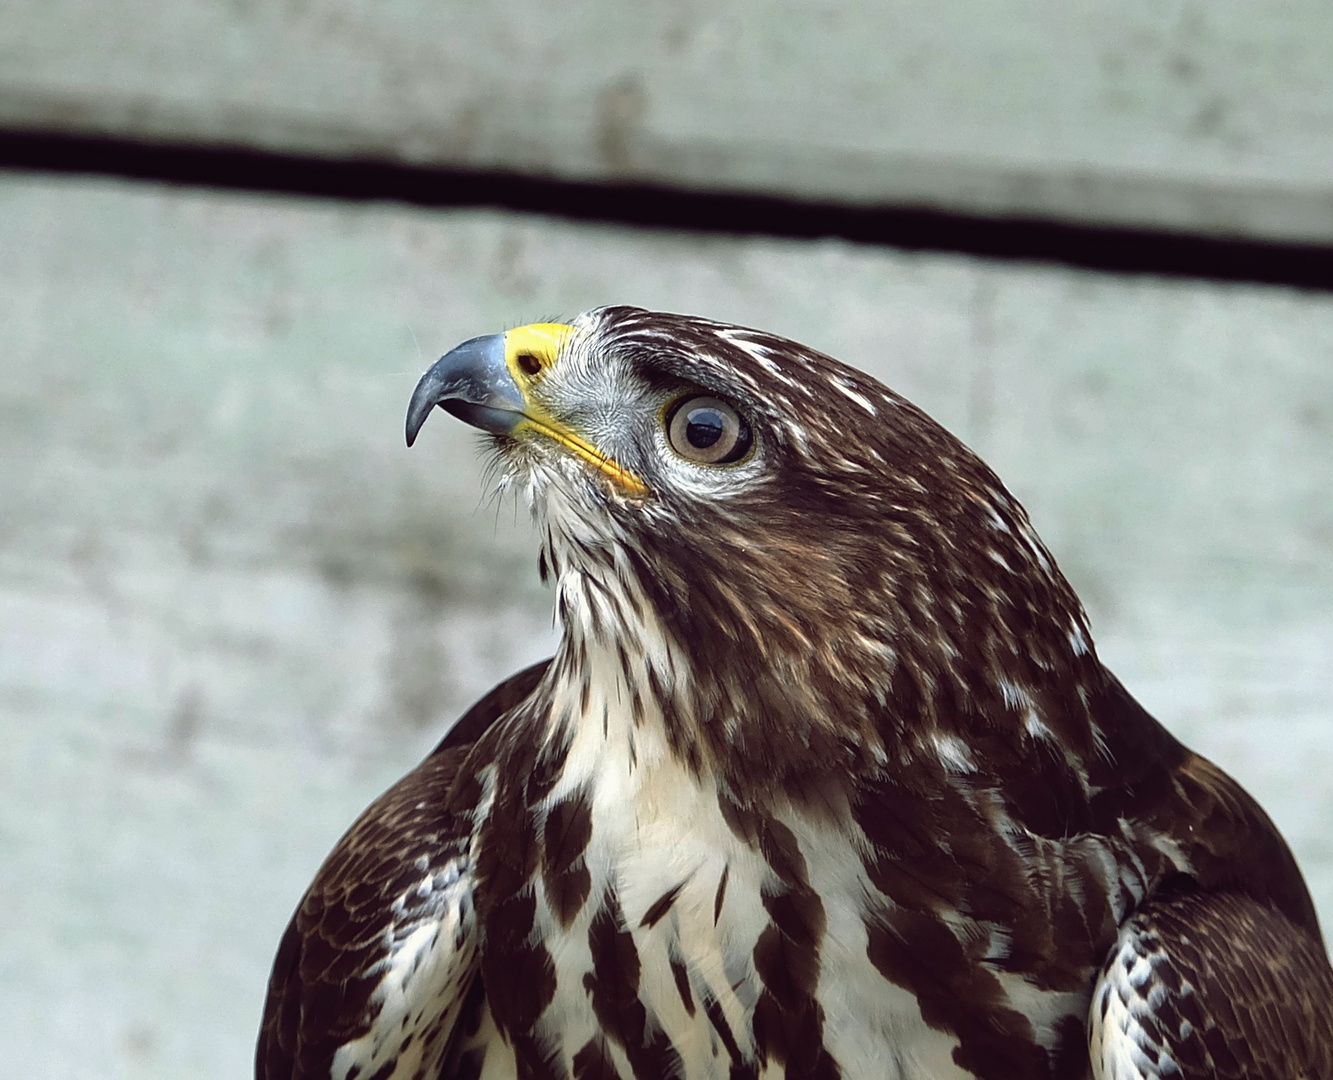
(407, 306), (1104, 799)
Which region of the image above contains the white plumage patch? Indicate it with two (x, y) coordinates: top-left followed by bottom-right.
(331, 857), (479, 1080)
(1088, 928), (1182, 1080)
(791, 814), (971, 1080)
(826, 374), (880, 416)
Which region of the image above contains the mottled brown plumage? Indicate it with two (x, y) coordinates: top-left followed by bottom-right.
(258, 307), (1333, 1080)
(257, 662), (549, 1079)
(1091, 889), (1333, 1078)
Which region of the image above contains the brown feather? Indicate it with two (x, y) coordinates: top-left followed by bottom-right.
(1093, 890), (1333, 1078)
(255, 663), (548, 1079)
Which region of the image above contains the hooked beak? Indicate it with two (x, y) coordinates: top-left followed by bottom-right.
(405, 322), (650, 498)
(405, 333), (524, 447)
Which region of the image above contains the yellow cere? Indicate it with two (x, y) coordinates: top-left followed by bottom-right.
(503, 323), (576, 384)
(502, 322), (650, 499)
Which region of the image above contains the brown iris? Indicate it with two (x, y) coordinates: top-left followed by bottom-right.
(665, 395), (752, 465)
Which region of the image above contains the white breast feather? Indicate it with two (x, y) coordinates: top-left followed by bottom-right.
(534, 636), (772, 1078)
(788, 812), (970, 1080)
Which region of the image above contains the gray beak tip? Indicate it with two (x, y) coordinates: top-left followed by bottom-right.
(405, 397), (434, 448)
(404, 334), (524, 448)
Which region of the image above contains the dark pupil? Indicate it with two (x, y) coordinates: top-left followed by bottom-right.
(685, 408), (725, 448)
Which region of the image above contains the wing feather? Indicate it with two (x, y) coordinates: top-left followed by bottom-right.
(256, 661), (551, 1080)
(1089, 889), (1333, 1079)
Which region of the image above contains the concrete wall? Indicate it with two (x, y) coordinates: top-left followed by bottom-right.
(5, 1), (1333, 239)
(1, 173), (1330, 1078)
(2, 2), (1332, 1077)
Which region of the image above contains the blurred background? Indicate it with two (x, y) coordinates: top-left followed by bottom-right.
(2, 3), (1332, 1076)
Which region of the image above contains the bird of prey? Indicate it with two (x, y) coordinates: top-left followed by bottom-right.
(257, 306), (1333, 1080)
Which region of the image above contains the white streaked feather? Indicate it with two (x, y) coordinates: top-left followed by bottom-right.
(330, 857), (478, 1080)
(788, 810), (971, 1080)
(1089, 931), (1182, 1080)
(827, 374), (880, 416)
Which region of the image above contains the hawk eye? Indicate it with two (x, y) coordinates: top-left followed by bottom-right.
(665, 395), (752, 465)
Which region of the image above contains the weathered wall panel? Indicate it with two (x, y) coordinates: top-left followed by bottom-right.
(4, 2), (1333, 239)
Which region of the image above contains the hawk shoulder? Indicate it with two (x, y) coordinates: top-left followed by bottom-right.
(256, 661), (550, 1080)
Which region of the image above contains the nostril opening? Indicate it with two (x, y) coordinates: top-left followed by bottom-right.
(517, 352), (542, 376)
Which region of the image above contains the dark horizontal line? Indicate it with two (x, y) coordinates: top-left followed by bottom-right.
(4, 128), (1333, 291)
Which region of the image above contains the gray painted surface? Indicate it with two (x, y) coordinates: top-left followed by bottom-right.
(4, 2), (1333, 239)
(1, 174), (1330, 1076)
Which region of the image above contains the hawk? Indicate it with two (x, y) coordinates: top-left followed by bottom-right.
(258, 306), (1333, 1079)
